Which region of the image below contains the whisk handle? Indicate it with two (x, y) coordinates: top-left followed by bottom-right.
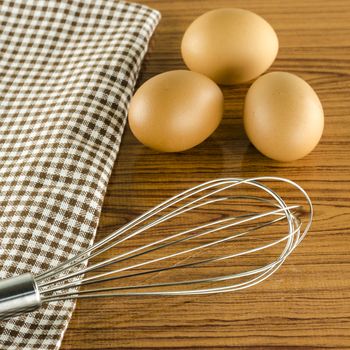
(0, 273), (41, 320)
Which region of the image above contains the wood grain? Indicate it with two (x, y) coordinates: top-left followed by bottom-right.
(61, 0), (350, 349)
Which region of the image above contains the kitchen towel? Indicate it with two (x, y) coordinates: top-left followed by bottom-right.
(0, 1), (160, 349)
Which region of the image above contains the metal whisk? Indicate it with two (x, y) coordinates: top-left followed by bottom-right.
(0, 177), (312, 320)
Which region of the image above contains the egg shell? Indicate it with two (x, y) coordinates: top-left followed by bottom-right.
(128, 70), (224, 152)
(244, 72), (324, 162)
(181, 8), (279, 85)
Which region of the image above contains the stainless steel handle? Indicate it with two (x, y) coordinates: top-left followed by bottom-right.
(0, 273), (41, 320)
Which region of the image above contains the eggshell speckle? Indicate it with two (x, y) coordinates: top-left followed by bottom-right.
(181, 8), (279, 85)
(128, 70), (224, 152)
(244, 72), (324, 162)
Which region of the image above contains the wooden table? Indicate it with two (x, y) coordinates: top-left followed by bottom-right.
(62, 1), (350, 348)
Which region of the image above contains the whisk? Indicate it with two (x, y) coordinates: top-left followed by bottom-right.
(0, 177), (312, 320)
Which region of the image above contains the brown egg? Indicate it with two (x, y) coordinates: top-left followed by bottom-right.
(181, 8), (279, 85)
(244, 72), (324, 162)
(128, 70), (223, 152)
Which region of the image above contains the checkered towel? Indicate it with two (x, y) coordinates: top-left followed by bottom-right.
(0, 1), (160, 349)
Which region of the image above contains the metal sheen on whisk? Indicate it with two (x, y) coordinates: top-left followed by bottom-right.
(0, 177), (313, 320)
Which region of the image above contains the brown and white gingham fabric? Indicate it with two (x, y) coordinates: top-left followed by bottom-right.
(0, 1), (160, 348)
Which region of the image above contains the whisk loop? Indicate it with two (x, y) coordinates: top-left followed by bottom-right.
(0, 177), (312, 320)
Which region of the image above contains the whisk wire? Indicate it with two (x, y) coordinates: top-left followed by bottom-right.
(38, 177), (311, 298)
(0, 177), (313, 320)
